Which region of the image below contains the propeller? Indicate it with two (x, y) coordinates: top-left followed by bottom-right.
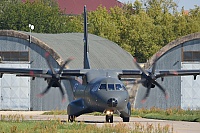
(133, 56), (168, 103)
(38, 52), (73, 102)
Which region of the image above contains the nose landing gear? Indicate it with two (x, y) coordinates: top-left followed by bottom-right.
(105, 110), (114, 123)
(106, 115), (113, 123)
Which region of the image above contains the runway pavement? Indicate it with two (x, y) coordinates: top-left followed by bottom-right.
(0, 111), (200, 133)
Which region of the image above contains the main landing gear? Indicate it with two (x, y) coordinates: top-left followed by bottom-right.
(122, 117), (129, 122)
(68, 115), (75, 122)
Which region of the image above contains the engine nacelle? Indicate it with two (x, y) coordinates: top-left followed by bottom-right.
(142, 82), (155, 88)
(151, 84), (155, 88)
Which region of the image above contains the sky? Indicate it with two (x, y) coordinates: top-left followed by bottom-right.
(118, 0), (200, 11)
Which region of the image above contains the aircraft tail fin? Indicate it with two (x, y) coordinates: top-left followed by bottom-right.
(83, 5), (91, 69)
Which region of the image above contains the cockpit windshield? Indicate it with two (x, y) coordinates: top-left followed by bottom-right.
(108, 84), (115, 90)
(98, 83), (125, 91)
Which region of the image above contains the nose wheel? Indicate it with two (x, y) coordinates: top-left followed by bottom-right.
(106, 115), (113, 123)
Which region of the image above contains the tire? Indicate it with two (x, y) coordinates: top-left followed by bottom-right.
(68, 115), (75, 122)
(106, 115), (113, 123)
(110, 115), (113, 123)
(106, 115), (109, 122)
(123, 117), (129, 122)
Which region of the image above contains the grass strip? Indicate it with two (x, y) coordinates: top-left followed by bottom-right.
(0, 120), (172, 133)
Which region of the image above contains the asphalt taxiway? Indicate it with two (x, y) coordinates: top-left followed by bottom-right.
(0, 111), (200, 133)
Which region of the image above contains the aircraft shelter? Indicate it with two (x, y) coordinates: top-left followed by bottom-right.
(135, 32), (200, 110)
(0, 30), (200, 111)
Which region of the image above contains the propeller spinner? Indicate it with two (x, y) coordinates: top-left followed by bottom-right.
(38, 52), (73, 102)
(133, 57), (168, 103)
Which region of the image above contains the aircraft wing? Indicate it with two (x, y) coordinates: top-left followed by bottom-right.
(0, 67), (90, 78)
(118, 69), (200, 79)
(0, 67), (51, 78)
(118, 70), (142, 79)
(62, 69), (88, 77)
(0, 68), (199, 79)
(155, 69), (200, 79)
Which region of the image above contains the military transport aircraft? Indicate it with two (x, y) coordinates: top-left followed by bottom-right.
(0, 6), (199, 123)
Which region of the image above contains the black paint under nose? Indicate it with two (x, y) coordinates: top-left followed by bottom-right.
(107, 98), (118, 107)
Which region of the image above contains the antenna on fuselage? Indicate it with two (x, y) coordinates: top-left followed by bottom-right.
(83, 5), (91, 69)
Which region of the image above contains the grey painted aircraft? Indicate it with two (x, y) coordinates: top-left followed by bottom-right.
(0, 6), (199, 123)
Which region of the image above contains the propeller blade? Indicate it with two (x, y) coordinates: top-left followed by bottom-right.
(38, 80), (55, 97)
(29, 71), (34, 76)
(152, 54), (160, 74)
(141, 83), (151, 103)
(45, 52), (56, 74)
(151, 61), (156, 75)
(153, 80), (169, 99)
(134, 54), (169, 102)
(57, 82), (66, 102)
(58, 57), (74, 74)
(133, 58), (148, 76)
(39, 52), (73, 101)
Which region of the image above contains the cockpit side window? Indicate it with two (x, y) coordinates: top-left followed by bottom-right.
(123, 85), (127, 90)
(116, 84), (123, 90)
(91, 84), (99, 92)
(99, 84), (107, 90)
(108, 84), (115, 90)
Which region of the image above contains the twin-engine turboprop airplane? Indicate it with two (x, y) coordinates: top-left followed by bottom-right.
(0, 6), (199, 123)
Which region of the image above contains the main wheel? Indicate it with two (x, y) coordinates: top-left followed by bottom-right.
(122, 117), (129, 122)
(68, 115), (75, 122)
(106, 115), (113, 123)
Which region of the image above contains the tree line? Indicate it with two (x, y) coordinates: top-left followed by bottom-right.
(0, 0), (200, 62)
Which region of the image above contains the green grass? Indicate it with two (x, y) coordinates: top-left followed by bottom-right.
(0, 119), (172, 133)
(132, 107), (200, 122)
(3, 108), (200, 132)
(0, 120), (87, 133)
(43, 107), (200, 122)
(42, 110), (67, 115)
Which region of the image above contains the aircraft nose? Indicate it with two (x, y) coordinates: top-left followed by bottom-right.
(107, 98), (118, 107)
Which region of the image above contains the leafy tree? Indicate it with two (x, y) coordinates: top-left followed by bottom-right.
(0, 0), (68, 33)
(187, 6), (200, 33)
(64, 15), (82, 33)
(0, 0), (200, 62)
(88, 6), (120, 42)
(109, 6), (131, 51)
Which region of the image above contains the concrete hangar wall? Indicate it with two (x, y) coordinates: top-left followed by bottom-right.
(0, 30), (136, 111)
(135, 32), (200, 110)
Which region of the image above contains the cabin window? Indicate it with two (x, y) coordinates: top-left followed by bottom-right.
(108, 84), (115, 90)
(99, 84), (107, 90)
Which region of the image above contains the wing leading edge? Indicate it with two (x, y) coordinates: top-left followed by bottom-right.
(0, 67), (50, 78)
(156, 69), (200, 79)
(118, 69), (200, 79)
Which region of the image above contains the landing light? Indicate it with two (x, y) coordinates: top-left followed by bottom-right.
(106, 110), (113, 115)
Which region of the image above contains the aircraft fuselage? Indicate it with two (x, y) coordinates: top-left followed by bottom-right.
(67, 70), (131, 122)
